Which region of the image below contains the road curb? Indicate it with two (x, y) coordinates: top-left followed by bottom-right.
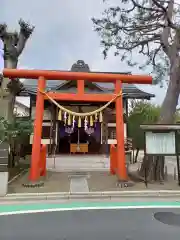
(2, 190), (180, 202)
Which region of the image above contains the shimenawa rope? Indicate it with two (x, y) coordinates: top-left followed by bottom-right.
(38, 89), (122, 117)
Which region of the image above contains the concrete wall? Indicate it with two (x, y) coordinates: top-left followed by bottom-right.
(0, 142), (9, 196)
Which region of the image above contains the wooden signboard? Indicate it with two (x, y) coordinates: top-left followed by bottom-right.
(140, 124), (180, 187)
(145, 131), (176, 155)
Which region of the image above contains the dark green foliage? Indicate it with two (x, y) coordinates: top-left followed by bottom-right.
(0, 117), (33, 143)
(127, 100), (160, 149)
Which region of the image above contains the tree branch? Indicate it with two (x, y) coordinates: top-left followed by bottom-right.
(0, 19), (34, 96)
(151, 0), (168, 12)
(160, 0), (174, 57)
(16, 19), (34, 56)
(0, 23), (7, 39)
(130, 0), (163, 12)
(92, 0), (180, 81)
(116, 34), (161, 51)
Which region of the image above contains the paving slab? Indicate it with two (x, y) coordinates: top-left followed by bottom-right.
(70, 177), (89, 192)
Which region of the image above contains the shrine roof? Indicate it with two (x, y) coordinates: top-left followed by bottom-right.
(21, 81), (154, 99)
(20, 60), (155, 100)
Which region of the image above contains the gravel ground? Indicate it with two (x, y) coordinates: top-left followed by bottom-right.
(87, 171), (180, 191)
(8, 170), (180, 194)
(8, 171), (70, 193)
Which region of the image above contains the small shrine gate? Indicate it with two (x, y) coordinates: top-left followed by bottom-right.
(3, 68), (152, 184)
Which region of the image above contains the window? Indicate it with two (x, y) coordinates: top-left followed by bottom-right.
(111, 130), (116, 139)
(42, 126), (51, 139)
(108, 127), (116, 139)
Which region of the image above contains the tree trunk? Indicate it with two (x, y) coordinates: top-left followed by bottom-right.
(139, 68), (180, 182)
(0, 59), (17, 167)
(0, 58), (17, 121)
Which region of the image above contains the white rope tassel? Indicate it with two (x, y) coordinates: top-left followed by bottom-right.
(64, 112), (67, 125)
(84, 117), (88, 130)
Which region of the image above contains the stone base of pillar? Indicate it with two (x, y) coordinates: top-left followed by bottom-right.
(22, 181), (44, 188)
(116, 179), (135, 188)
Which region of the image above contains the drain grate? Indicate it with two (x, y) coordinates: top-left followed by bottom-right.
(154, 212), (180, 227)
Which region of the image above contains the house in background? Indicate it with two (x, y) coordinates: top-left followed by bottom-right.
(14, 97), (30, 117)
(18, 60), (155, 155)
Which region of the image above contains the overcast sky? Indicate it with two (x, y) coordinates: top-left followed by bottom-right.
(1, 0), (167, 106)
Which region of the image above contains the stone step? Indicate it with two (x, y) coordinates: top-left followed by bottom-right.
(47, 166), (109, 169)
(47, 155), (109, 160)
(47, 160), (109, 165)
(46, 155), (110, 172)
(47, 158), (109, 163)
(47, 167), (109, 172)
(46, 160), (109, 167)
(46, 163), (109, 168)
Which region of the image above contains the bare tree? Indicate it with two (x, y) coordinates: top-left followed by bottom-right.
(0, 20), (34, 168)
(92, 0), (180, 182)
(0, 19), (34, 121)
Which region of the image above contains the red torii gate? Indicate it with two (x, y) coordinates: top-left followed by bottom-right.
(3, 68), (152, 184)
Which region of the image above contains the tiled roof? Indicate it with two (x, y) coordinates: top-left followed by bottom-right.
(21, 80), (154, 99)
(20, 60), (155, 99)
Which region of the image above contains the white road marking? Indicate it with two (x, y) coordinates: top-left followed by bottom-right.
(0, 205), (180, 216)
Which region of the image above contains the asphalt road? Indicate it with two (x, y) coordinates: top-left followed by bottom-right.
(0, 208), (180, 240)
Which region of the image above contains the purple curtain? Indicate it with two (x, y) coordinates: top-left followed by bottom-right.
(59, 121), (101, 142)
(92, 122), (101, 142)
(59, 124), (66, 138)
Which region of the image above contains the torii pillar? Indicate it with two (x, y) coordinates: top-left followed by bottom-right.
(115, 80), (127, 180)
(29, 77), (46, 183)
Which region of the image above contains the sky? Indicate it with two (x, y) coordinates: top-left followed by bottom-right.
(1, 0), (167, 107)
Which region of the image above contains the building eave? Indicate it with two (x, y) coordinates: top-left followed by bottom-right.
(19, 60), (154, 99)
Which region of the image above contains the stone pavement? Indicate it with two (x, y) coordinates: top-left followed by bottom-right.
(46, 152), (178, 177)
(46, 154), (109, 172)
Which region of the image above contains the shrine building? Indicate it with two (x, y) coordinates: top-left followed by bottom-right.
(19, 60), (154, 155)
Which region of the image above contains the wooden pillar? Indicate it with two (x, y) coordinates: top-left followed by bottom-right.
(29, 76), (46, 182)
(49, 104), (56, 155)
(29, 95), (32, 118)
(115, 80), (128, 180)
(52, 105), (57, 153)
(77, 80), (84, 94)
(101, 109), (109, 156)
(125, 98), (129, 137)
